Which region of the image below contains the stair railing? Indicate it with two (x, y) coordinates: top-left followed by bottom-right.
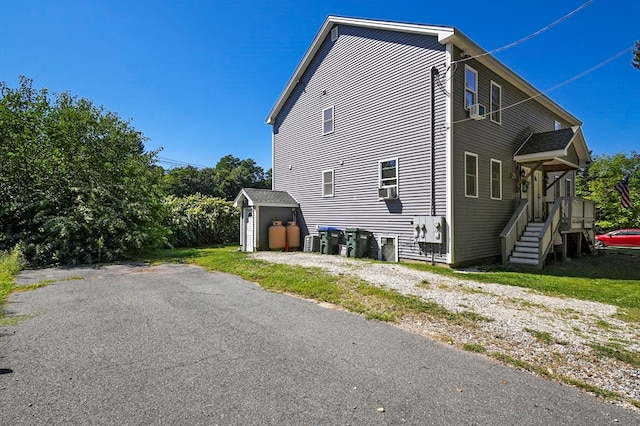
(500, 199), (529, 265)
(537, 197), (565, 269)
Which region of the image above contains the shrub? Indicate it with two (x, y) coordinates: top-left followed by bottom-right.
(164, 195), (239, 247)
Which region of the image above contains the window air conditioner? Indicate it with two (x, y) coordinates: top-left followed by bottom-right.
(378, 186), (398, 199)
(469, 103), (486, 120)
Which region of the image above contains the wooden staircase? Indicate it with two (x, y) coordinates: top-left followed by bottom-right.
(508, 222), (544, 266)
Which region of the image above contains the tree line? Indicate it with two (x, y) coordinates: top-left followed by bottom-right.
(1, 78), (637, 266)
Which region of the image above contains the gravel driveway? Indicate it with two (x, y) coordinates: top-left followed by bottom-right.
(251, 251), (640, 410)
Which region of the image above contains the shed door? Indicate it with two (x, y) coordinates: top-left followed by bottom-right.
(244, 208), (254, 252)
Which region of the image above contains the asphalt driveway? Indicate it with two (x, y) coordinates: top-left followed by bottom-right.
(0, 263), (637, 425)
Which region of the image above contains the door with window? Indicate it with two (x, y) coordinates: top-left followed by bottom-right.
(532, 170), (544, 221)
(521, 168), (545, 222)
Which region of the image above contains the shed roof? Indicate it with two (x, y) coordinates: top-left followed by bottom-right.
(514, 126), (591, 171)
(233, 188), (299, 208)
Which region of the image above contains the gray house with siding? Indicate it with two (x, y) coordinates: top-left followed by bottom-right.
(262, 16), (594, 268)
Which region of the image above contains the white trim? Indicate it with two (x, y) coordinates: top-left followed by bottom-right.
(271, 131), (275, 189)
(464, 152), (478, 198)
(464, 65), (478, 109)
(378, 157), (399, 192)
(266, 16), (582, 126)
(378, 235), (399, 262)
(445, 43), (454, 265)
(490, 81), (502, 125)
(565, 178), (573, 197)
(322, 105), (335, 135)
(322, 169), (334, 197)
(490, 159), (502, 200)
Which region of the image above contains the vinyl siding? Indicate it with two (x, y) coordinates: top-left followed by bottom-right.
(273, 25), (448, 262)
(450, 46), (576, 265)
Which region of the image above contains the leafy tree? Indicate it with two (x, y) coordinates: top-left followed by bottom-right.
(162, 166), (216, 197)
(0, 77), (167, 265)
(633, 41), (640, 70)
(213, 155), (270, 200)
(162, 155), (270, 200)
(577, 152), (640, 231)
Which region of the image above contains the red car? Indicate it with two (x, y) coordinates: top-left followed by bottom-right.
(595, 229), (640, 248)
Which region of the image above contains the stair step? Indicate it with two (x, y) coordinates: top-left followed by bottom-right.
(521, 236), (538, 243)
(516, 241), (538, 248)
(513, 246), (538, 254)
(523, 231), (539, 237)
(509, 256), (539, 266)
(510, 251), (538, 259)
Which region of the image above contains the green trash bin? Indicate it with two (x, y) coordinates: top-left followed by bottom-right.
(346, 228), (372, 258)
(319, 227), (341, 255)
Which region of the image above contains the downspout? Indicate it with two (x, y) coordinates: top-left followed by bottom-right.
(431, 67), (439, 217)
(430, 67), (439, 265)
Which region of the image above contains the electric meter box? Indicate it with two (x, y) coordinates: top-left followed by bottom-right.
(412, 216), (445, 244)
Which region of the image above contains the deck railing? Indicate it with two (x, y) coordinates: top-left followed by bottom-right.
(561, 197), (595, 231)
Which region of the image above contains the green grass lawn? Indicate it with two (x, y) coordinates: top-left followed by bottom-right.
(144, 246), (640, 322)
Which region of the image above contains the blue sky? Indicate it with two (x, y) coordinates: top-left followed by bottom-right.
(1, 0), (638, 171)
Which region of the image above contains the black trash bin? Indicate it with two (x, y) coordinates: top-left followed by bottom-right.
(318, 227), (342, 255)
(346, 228), (372, 258)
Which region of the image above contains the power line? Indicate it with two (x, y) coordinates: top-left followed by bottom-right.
(452, 44), (634, 125)
(453, 0), (594, 64)
(156, 157), (211, 169)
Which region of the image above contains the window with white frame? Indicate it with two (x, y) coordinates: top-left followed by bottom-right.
(322, 106), (335, 135)
(379, 158), (398, 189)
(322, 169), (334, 197)
(465, 66), (478, 109)
(465, 152), (478, 198)
(322, 106), (334, 135)
(565, 179), (572, 197)
(490, 81), (501, 124)
(490, 159), (502, 199)
(554, 120), (562, 131)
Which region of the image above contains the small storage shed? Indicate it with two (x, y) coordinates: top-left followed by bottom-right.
(233, 188), (299, 252)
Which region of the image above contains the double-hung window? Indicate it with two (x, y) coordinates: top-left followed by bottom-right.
(322, 169), (334, 197)
(465, 152), (478, 198)
(322, 106), (334, 135)
(379, 158), (398, 189)
(490, 159), (502, 200)
(465, 66), (478, 109)
(490, 81), (501, 124)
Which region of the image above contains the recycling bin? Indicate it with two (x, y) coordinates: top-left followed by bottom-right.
(319, 227), (342, 255)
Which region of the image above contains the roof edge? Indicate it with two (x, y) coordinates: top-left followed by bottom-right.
(266, 16), (454, 125)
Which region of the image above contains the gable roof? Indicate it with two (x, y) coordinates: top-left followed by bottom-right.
(514, 126), (591, 171)
(233, 188), (299, 208)
(266, 16), (581, 127)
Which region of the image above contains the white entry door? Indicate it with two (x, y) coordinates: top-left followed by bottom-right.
(243, 208), (254, 252)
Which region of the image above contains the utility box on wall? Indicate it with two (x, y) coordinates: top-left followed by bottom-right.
(412, 216), (445, 244)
